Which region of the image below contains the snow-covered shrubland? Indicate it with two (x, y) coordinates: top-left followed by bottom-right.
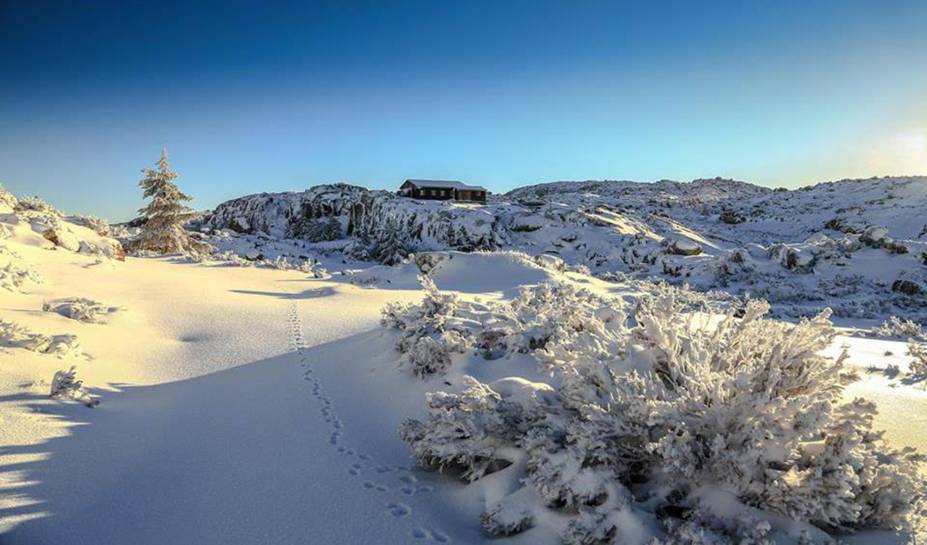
(0, 319), (82, 358)
(382, 276), (626, 377)
(201, 176), (927, 324)
(396, 283), (925, 543)
(50, 366), (99, 407)
(43, 297), (120, 324)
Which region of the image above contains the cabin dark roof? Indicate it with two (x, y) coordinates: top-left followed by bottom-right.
(403, 179), (487, 192)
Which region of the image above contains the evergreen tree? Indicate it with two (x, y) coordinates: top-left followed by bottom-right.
(129, 148), (209, 255)
(375, 216), (410, 265)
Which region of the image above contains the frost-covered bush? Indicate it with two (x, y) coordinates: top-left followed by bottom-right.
(876, 316), (924, 339)
(262, 255), (328, 277)
(0, 320), (81, 358)
(14, 195), (60, 215)
(654, 510), (778, 545)
(50, 366), (99, 407)
(399, 284), (924, 543)
(213, 251), (255, 267)
(71, 215), (112, 237)
(907, 341), (927, 376)
(382, 280), (622, 375)
(477, 283), (616, 358)
(43, 297), (119, 324)
(381, 275), (474, 377)
(0, 262), (42, 292)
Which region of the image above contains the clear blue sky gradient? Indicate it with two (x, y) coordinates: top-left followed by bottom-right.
(2, 0), (926, 220)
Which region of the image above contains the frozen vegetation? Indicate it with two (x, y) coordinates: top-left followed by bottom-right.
(0, 178), (924, 545)
(43, 297), (119, 324)
(388, 278), (924, 544)
(199, 176), (927, 324)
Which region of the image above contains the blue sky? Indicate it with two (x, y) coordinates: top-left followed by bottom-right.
(2, 0), (927, 220)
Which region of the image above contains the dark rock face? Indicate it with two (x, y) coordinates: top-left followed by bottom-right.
(203, 184), (503, 255)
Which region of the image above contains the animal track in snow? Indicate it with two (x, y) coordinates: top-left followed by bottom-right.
(287, 301), (449, 539)
(412, 527), (451, 542)
(387, 502), (412, 518)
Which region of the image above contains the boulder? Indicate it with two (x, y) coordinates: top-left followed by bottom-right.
(42, 227), (81, 252)
(414, 251), (451, 274)
(667, 239), (702, 256)
(533, 254), (566, 272)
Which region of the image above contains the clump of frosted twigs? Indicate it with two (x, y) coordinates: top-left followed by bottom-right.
(0, 319), (81, 358)
(43, 297), (119, 324)
(393, 282), (925, 544)
(874, 316), (924, 340)
(0, 262), (42, 292)
(50, 366), (99, 407)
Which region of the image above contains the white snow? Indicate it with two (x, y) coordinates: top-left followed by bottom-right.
(0, 181), (924, 544)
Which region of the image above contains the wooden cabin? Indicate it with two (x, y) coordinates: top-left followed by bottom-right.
(398, 179), (488, 203)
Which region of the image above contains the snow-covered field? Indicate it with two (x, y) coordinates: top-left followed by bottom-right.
(1, 182), (925, 544)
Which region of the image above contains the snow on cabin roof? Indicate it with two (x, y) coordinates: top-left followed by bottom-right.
(403, 179), (487, 192)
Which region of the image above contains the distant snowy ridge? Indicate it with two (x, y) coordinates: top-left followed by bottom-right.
(198, 176), (927, 323)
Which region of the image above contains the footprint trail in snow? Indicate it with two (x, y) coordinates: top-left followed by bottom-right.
(287, 301), (451, 542)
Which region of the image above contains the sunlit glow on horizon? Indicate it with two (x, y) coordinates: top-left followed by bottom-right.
(866, 128), (927, 176)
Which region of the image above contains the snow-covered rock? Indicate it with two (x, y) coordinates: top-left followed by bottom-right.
(198, 176), (927, 323)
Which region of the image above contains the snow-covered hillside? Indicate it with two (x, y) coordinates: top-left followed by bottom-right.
(1, 182), (926, 544)
(198, 176), (927, 323)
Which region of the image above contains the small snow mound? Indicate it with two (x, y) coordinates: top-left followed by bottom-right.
(489, 376), (557, 406)
(428, 252), (557, 295)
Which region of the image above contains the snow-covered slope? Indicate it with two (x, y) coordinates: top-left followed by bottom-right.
(199, 177), (927, 323)
(1, 185), (924, 544)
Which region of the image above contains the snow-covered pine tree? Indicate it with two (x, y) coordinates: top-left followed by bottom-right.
(129, 148), (210, 255)
(374, 216), (410, 265)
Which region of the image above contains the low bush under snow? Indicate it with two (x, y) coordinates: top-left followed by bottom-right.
(393, 283), (925, 544)
(43, 297), (120, 324)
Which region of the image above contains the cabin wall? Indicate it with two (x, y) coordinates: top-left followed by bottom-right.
(401, 183), (487, 202)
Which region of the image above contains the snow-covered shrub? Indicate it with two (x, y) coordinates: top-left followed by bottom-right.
(71, 215), (112, 237)
(907, 341), (927, 376)
(14, 195), (60, 215)
(400, 284), (924, 542)
(0, 320), (81, 358)
(213, 251), (255, 267)
(0, 262), (42, 292)
(876, 316), (923, 339)
(381, 275), (474, 377)
(480, 492), (536, 537)
(655, 510), (777, 545)
(43, 297), (119, 324)
(478, 283), (617, 358)
(50, 366), (99, 407)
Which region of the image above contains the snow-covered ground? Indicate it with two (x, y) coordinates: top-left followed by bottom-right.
(1, 184), (925, 544)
